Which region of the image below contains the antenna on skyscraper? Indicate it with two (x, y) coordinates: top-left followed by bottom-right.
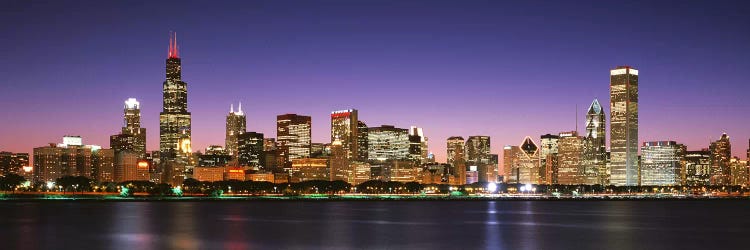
(575, 103), (578, 133)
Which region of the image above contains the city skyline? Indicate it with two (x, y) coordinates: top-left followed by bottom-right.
(2, 1), (750, 165)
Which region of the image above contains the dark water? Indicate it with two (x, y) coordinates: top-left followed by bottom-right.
(0, 200), (748, 249)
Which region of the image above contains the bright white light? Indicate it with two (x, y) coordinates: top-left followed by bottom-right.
(525, 184), (532, 192)
(487, 182), (497, 193)
(125, 98), (140, 109)
(46, 181), (55, 189)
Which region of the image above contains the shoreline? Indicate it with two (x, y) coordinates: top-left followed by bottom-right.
(1, 193), (749, 202)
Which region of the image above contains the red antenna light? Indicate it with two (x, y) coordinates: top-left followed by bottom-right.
(168, 31), (180, 59)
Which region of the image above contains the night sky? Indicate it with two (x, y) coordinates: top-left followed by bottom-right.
(2, 0), (749, 165)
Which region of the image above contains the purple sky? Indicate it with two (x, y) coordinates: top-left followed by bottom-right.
(2, 0), (749, 167)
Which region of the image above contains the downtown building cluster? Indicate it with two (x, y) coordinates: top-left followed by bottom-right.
(6, 35), (750, 189)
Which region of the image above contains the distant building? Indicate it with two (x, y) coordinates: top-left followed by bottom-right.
(193, 166), (225, 182)
(356, 121), (369, 162)
(466, 136), (492, 182)
(557, 131), (586, 185)
(112, 98), (147, 158)
(277, 114), (312, 166)
(503, 137), (540, 184)
(291, 158), (328, 182)
(238, 132), (264, 168)
(729, 157), (748, 186)
(539, 134), (559, 184)
(330, 109), (359, 159)
(446, 136), (466, 185)
(709, 133), (732, 185)
(225, 103), (246, 157)
(351, 162), (371, 185)
(33, 137), (102, 183)
(640, 141), (685, 186)
(367, 125), (409, 161)
(684, 150), (711, 186)
(198, 146), (232, 167)
(610, 66), (639, 186)
(0, 151), (29, 176)
(409, 126), (429, 163)
(329, 139), (350, 182)
(584, 99), (607, 185)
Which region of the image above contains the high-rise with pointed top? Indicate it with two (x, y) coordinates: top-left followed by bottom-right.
(159, 31), (192, 163)
(584, 99), (607, 185)
(226, 103), (247, 157)
(609, 66), (639, 186)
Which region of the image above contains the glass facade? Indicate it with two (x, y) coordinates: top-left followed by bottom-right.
(276, 114), (312, 165)
(640, 141), (684, 186)
(330, 109), (359, 160)
(225, 104), (246, 157)
(159, 33), (191, 164)
(584, 99), (607, 185)
(367, 125), (409, 161)
(610, 66), (639, 186)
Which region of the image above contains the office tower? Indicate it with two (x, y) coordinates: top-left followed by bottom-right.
(197, 146), (232, 167)
(709, 133), (731, 185)
(329, 139), (350, 182)
(116, 98), (147, 157)
(684, 150), (711, 186)
(114, 151), (141, 182)
(356, 121), (369, 162)
(610, 66), (639, 186)
(640, 141), (685, 186)
(503, 137), (540, 184)
(539, 134), (559, 184)
(557, 131), (585, 185)
(291, 158), (329, 182)
(263, 138), (277, 151)
(447, 136), (466, 185)
(277, 114), (312, 166)
(33, 137), (100, 183)
(238, 132), (264, 168)
(225, 103), (246, 157)
(466, 136), (492, 182)
(331, 109), (359, 159)
(367, 125), (409, 161)
(584, 99), (607, 185)
(729, 157), (748, 185)
(310, 143), (328, 158)
(159, 32), (192, 163)
(409, 134), (422, 163)
(0, 152), (29, 176)
(409, 126), (429, 163)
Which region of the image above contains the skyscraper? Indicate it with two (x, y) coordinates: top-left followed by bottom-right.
(356, 121), (369, 162)
(610, 66), (639, 186)
(276, 114), (312, 166)
(709, 133), (731, 185)
(447, 136), (466, 185)
(503, 137), (540, 184)
(226, 103), (246, 157)
(557, 131), (585, 185)
(640, 141), (685, 186)
(409, 126), (429, 163)
(367, 125), (409, 161)
(330, 109), (358, 160)
(539, 134), (559, 184)
(159, 32), (192, 163)
(684, 150), (711, 186)
(466, 136), (492, 182)
(122, 98), (146, 157)
(584, 99), (607, 185)
(238, 132), (264, 168)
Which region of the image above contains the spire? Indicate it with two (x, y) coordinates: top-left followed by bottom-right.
(238, 102), (242, 113)
(230, 103), (234, 113)
(168, 31), (180, 59)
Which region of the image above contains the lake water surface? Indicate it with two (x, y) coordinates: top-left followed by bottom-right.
(0, 200), (747, 249)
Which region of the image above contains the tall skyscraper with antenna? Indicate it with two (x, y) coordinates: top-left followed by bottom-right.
(226, 102), (247, 157)
(159, 32), (192, 163)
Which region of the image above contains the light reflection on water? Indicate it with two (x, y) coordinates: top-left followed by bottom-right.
(0, 200), (748, 249)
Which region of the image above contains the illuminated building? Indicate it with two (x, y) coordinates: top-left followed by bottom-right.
(557, 131), (586, 185)
(331, 109), (359, 159)
(610, 66), (639, 186)
(709, 133), (732, 185)
(389, 160), (419, 183)
(421, 163), (451, 184)
(311, 143), (328, 158)
(277, 114), (312, 166)
(684, 150), (711, 186)
(238, 132), (264, 168)
(409, 126), (429, 163)
(352, 162), (372, 185)
(729, 157), (748, 185)
(198, 145), (232, 167)
(110, 98), (147, 158)
(466, 136), (492, 182)
(225, 102), (246, 157)
(446, 136), (466, 185)
(247, 172), (274, 182)
(640, 141), (685, 186)
(409, 134), (422, 163)
(357, 121), (369, 161)
(539, 134), (559, 184)
(93, 149), (115, 183)
(503, 137), (540, 184)
(367, 125), (409, 161)
(0, 152), (29, 176)
(263, 138), (277, 151)
(159, 32), (192, 163)
(226, 167), (245, 181)
(466, 166), (479, 184)
(193, 166), (225, 182)
(291, 158), (328, 182)
(583, 99), (607, 185)
(329, 139), (350, 182)
(33, 137), (101, 183)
